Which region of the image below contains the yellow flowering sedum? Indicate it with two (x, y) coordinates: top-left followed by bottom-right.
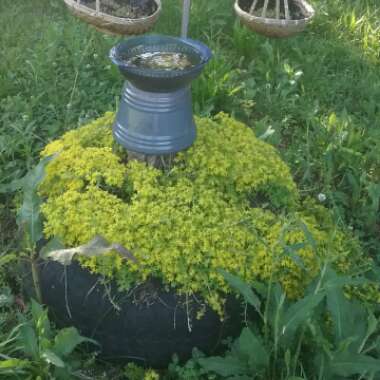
(39, 112), (363, 316)
(40, 147), (127, 197)
(175, 114), (298, 208)
(41, 112), (114, 156)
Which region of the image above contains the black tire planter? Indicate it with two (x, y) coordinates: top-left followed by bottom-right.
(24, 260), (243, 368)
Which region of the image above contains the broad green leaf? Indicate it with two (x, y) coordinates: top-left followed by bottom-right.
(53, 327), (97, 357)
(19, 324), (39, 360)
(17, 191), (43, 245)
(238, 327), (269, 370)
(199, 356), (248, 377)
(322, 267), (367, 292)
(266, 283), (285, 329)
(281, 292), (325, 342)
(46, 235), (137, 266)
(31, 299), (52, 340)
(326, 287), (350, 343)
(24, 155), (54, 191)
(41, 349), (65, 368)
(16, 155), (54, 245)
(358, 312), (378, 354)
(219, 270), (262, 317)
(330, 352), (380, 376)
(31, 299), (46, 322)
(0, 358), (30, 369)
(326, 286), (366, 347)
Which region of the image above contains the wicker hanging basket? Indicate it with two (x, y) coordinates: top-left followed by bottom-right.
(234, 0), (315, 38)
(63, 0), (162, 35)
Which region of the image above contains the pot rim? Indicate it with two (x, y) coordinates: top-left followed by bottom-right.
(109, 35), (212, 80)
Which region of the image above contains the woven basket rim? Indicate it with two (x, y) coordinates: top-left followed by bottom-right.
(63, 0), (162, 24)
(234, 0), (315, 26)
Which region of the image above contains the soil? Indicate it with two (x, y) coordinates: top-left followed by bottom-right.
(239, 0), (305, 20)
(82, 0), (157, 19)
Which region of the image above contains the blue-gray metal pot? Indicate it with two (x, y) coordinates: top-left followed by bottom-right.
(109, 35), (212, 92)
(110, 35), (212, 155)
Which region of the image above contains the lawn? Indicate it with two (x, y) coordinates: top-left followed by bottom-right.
(0, 0), (379, 378)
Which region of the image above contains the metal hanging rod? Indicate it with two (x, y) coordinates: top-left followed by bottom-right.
(181, 0), (191, 38)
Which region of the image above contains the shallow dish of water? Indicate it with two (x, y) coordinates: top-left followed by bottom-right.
(110, 35), (211, 92)
(124, 51), (195, 71)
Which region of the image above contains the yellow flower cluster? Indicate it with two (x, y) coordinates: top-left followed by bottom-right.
(41, 112), (114, 156)
(175, 113), (298, 208)
(41, 186), (129, 246)
(39, 112), (124, 197)
(40, 112), (363, 317)
(40, 147), (127, 197)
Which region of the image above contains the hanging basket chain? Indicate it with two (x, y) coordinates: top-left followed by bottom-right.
(261, 0), (269, 18)
(275, 0), (280, 19)
(284, 0), (290, 20)
(249, 0), (259, 14)
(181, 0), (191, 38)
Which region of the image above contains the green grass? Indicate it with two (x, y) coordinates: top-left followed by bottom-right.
(0, 0), (379, 257)
(0, 2), (379, 378)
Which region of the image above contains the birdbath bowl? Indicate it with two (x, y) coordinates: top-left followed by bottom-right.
(110, 35), (212, 155)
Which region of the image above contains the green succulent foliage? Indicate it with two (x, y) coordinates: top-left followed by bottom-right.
(196, 268), (380, 380)
(37, 113), (369, 317)
(0, 299), (97, 380)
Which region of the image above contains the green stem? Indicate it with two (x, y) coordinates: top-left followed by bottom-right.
(273, 293), (285, 378)
(293, 326), (306, 375)
(31, 255), (42, 304)
(314, 262), (327, 295)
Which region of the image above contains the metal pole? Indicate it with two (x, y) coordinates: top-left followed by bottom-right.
(181, 0), (191, 38)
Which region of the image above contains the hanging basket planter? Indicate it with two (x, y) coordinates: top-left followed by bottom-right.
(234, 0), (315, 38)
(63, 0), (162, 35)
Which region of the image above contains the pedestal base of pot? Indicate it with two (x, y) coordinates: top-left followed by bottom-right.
(113, 82), (196, 155)
(23, 261), (242, 368)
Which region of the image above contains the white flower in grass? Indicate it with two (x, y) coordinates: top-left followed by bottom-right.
(318, 193), (327, 202)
